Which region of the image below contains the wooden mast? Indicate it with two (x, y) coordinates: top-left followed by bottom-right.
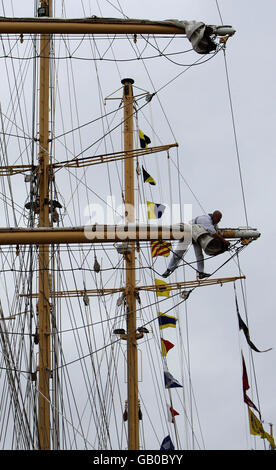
(37, 0), (52, 450)
(121, 78), (139, 450)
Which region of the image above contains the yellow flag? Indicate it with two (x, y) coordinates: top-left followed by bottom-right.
(155, 279), (171, 297)
(248, 407), (265, 437)
(248, 407), (276, 448)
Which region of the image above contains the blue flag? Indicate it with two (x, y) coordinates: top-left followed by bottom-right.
(235, 292), (272, 353)
(164, 371), (183, 389)
(158, 313), (177, 330)
(160, 435), (174, 450)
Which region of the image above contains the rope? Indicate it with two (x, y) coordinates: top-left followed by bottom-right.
(215, 0), (249, 227)
(222, 51), (249, 227)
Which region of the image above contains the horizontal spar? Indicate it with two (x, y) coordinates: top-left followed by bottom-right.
(0, 17), (235, 39)
(137, 276), (246, 292)
(218, 228), (261, 239)
(0, 17), (191, 35)
(0, 225), (190, 245)
(0, 144), (178, 176)
(0, 225), (260, 245)
(19, 276), (245, 298)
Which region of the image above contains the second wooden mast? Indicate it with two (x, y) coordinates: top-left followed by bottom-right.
(37, 0), (52, 450)
(122, 78), (139, 450)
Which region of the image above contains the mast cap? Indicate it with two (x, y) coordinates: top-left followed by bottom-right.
(121, 78), (134, 85)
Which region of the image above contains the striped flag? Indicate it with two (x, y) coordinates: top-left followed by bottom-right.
(151, 240), (171, 258)
(158, 313), (177, 330)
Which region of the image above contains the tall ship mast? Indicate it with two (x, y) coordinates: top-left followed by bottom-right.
(0, 0), (273, 452)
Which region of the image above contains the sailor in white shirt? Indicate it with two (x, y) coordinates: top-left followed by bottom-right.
(162, 210), (230, 279)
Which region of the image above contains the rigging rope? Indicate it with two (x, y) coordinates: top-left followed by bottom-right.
(214, 0), (249, 227)
(222, 51), (249, 227)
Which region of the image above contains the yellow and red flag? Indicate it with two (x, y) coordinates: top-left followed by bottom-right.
(151, 240), (171, 258)
(161, 338), (175, 356)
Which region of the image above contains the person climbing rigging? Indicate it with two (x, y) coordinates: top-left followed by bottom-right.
(162, 210), (230, 279)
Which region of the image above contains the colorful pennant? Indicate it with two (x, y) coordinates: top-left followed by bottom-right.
(139, 129), (151, 148)
(147, 201), (166, 219)
(168, 404), (179, 423)
(235, 293), (272, 353)
(142, 165), (156, 185)
(248, 407), (275, 449)
(160, 435), (174, 450)
(158, 313), (177, 330)
(151, 240), (171, 258)
(161, 338), (175, 357)
(164, 371), (182, 389)
(242, 353), (261, 416)
(155, 279), (171, 297)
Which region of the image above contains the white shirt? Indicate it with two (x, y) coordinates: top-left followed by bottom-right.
(191, 214), (217, 235)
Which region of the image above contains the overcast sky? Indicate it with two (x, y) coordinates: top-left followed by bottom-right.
(1, 0), (276, 451)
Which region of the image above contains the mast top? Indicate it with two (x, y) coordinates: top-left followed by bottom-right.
(121, 78), (134, 85)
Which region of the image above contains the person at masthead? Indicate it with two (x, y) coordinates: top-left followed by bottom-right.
(162, 210), (230, 279)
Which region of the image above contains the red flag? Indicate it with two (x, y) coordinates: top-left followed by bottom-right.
(244, 393), (261, 416)
(242, 353), (249, 392)
(168, 404), (180, 423)
(242, 353), (261, 417)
